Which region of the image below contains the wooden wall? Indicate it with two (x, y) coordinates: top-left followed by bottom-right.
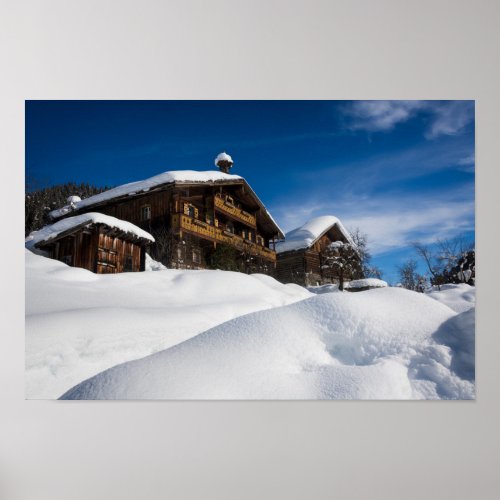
(60, 184), (279, 275)
(95, 190), (172, 230)
(96, 231), (142, 274)
(48, 228), (144, 274)
(51, 230), (97, 271)
(276, 229), (357, 286)
(276, 251), (307, 285)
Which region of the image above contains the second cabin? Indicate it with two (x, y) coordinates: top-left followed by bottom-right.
(275, 215), (362, 287)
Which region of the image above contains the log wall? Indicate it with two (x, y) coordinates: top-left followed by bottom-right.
(48, 228), (143, 274)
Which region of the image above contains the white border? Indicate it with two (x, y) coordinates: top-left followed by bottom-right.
(1, 1), (499, 499)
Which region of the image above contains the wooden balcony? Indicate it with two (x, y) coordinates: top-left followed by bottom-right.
(171, 214), (276, 263)
(214, 194), (257, 227)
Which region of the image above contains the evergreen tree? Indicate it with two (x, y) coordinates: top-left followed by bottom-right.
(25, 181), (111, 236)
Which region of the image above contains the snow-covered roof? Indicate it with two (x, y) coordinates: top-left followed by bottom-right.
(214, 152), (233, 165)
(275, 215), (355, 254)
(48, 169), (284, 239)
(25, 212), (155, 249)
(49, 170), (244, 219)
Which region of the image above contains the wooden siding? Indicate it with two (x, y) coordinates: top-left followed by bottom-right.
(94, 190), (172, 230)
(54, 183), (280, 275)
(43, 226), (145, 274)
(276, 252), (307, 285)
(96, 231), (142, 273)
(276, 229), (359, 286)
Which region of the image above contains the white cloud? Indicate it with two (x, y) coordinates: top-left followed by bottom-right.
(425, 101), (475, 139)
(346, 100), (425, 132)
(344, 100), (474, 139)
(343, 201), (475, 254)
(272, 190), (475, 256)
(458, 154), (475, 166)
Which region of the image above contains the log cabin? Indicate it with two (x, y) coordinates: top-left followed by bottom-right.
(47, 154), (284, 274)
(275, 215), (361, 287)
(26, 212), (154, 273)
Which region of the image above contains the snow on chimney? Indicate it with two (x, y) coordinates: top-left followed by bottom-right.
(215, 152), (233, 174)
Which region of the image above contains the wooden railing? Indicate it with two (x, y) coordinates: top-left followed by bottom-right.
(214, 195), (257, 227)
(171, 214), (276, 262)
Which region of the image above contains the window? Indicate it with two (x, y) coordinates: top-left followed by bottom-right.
(141, 205), (151, 221)
(183, 203), (199, 219)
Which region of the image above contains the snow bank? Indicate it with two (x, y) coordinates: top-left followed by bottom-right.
(49, 170), (243, 218)
(144, 253), (168, 271)
(25, 250), (311, 399)
(345, 278), (388, 289)
(307, 284), (340, 294)
(25, 212), (154, 250)
(425, 283), (476, 313)
(61, 287), (475, 400)
(275, 215), (355, 254)
(308, 278), (387, 294)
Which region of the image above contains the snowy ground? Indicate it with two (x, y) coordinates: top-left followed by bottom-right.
(25, 250), (475, 400)
(425, 283), (476, 313)
(25, 250), (310, 399)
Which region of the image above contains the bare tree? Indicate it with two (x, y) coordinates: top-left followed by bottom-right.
(397, 259), (427, 292)
(411, 241), (444, 289)
(412, 235), (475, 289)
(436, 236), (475, 277)
(150, 226), (178, 267)
(349, 227), (383, 279)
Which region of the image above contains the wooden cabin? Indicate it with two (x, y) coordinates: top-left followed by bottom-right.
(275, 215), (361, 287)
(29, 213), (154, 274)
(48, 162), (284, 275)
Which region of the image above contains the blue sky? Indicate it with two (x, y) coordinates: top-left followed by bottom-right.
(25, 100), (475, 283)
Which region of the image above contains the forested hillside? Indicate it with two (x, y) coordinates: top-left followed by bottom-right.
(25, 182), (112, 236)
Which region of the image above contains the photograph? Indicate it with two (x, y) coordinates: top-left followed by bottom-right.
(25, 100), (475, 400)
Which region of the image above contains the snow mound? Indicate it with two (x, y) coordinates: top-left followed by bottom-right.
(275, 215), (354, 254)
(25, 212), (154, 250)
(61, 287), (475, 400)
(25, 250), (311, 399)
(345, 278), (388, 289)
(425, 283), (476, 313)
(307, 284), (340, 294)
(144, 253), (168, 271)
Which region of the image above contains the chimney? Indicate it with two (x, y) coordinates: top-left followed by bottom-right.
(215, 152), (233, 174)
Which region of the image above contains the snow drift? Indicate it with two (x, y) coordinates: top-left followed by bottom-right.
(61, 286), (475, 400)
(25, 250), (310, 399)
(425, 283), (476, 313)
